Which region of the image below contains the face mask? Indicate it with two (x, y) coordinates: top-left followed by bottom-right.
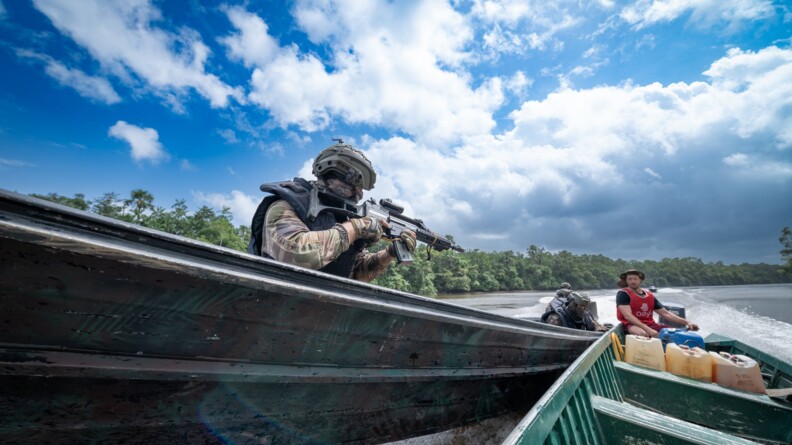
(324, 177), (363, 202)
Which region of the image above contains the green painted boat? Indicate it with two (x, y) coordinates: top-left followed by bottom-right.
(503, 324), (792, 445)
(0, 190), (599, 444)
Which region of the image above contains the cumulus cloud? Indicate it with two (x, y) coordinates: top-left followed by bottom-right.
(108, 121), (168, 164)
(620, 0), (776, 30)
(723, 153), (792, 180)
(16, 50), (120, 104)
(193, 190), (259, 227)
(220, 2), (503, 143)
(505, 71), (533, 99)
(471, 0), (584, 54)
(31, 0), (242, 108)
(361, 45), (792, 262)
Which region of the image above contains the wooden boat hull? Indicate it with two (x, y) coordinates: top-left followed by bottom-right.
(503, 324), (792, 445)
(0, 190), (598, 444)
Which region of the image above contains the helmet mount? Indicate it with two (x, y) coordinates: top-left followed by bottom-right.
(312, 139), (376, 190)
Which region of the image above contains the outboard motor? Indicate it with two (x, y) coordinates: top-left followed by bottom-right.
(587, 301), (599, 319)
(659, 302), (686, 328)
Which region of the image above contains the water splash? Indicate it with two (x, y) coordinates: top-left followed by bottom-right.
(511, 286), (792, 362)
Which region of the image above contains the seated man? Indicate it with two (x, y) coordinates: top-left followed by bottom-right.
(542, 292), (608, 332)
(616, 269), (698, 337)
(248, 139), (415, 282)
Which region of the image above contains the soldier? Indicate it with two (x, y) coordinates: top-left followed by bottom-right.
(248, 140), (416, 282)
(545, 281), (573, 313)
(542, 292), (608, 332)
(556, 282), (572, 298)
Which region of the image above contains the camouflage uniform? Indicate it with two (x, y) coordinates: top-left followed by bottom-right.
(262, 199), (390, 282)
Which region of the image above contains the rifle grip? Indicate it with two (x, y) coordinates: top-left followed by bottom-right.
(393, 240), (414, 266)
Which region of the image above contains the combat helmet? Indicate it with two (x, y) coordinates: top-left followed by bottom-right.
(312, 139), (376, 190)
(569, 292), (590, 308)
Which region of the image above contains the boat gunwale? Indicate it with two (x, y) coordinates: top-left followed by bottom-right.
(501, 324), (622, 444)
(0, 189), (599, 341)
(0, 346), (571, 382)
(704, 333), (792, 382)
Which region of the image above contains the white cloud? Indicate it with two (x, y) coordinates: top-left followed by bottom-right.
(180, 159), (197, 171)
(108, 121), (168, 164)
(219, 6), (280, 68)
(723, 153), (792, 179)
(286, 131), (312, 146)
(505, 71), (533, 98)
(217, 129), (239, 144)
(221, 2), (503, 142)
(644, 167), (662, 179)
(193, 190), (259, 227)
(32, 0), (242, 108)
(0, 158), (35, 168)
(703, 47), (792, 148)
(620, 0), (776, 30)
(16, 50), (121, 105)
(471, 0), (583, 54)
(723, 153), (749, 166)
(358, 46), (792, 259)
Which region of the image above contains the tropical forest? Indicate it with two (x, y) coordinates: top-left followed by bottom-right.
(31, 190), (790, 297)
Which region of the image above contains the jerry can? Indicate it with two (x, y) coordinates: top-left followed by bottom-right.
(665, 343), (712, 382)
(624, 335), (666, 371)
(658, 328), (705, 351)
(709, 352), (765, 394)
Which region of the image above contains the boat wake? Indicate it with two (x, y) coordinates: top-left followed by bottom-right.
(515, 288), (792, 363)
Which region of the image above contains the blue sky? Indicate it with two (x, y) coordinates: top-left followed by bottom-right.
(1, 0), (790, 264)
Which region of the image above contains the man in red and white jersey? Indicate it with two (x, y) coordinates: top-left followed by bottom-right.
(616, 269), (699, 337)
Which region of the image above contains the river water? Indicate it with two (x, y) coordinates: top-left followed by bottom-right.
(391, 283), (792, 444)
(441, 283), (792, 362)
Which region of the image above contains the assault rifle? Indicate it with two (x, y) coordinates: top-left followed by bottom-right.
(307, 187), (464, 265)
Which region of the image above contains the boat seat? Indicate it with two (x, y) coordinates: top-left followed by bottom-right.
(614, 361), (792, 445)
(591, 395), (759, 444)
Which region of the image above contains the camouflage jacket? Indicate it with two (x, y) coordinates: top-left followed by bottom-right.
(262, 199), (390, 282)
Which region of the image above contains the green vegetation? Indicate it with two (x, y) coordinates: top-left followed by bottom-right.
(373, 245), (788, 296)
(31, 190), (248, 251)
(32, 191), (789, 297)
(781, 226), (792, 275)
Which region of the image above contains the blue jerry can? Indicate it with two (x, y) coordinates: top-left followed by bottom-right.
(658, 328), (704, 351)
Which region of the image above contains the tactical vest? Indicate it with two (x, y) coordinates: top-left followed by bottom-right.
(248, 177), (367, 278)
(541, 305), (594, 331)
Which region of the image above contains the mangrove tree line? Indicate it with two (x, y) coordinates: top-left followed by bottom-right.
(29, 190), (789, 297)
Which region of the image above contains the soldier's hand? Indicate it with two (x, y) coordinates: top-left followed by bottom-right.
(388, 230), (416, 257)
(399, 230), (417, 253)
(349, 216), (384, 242)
